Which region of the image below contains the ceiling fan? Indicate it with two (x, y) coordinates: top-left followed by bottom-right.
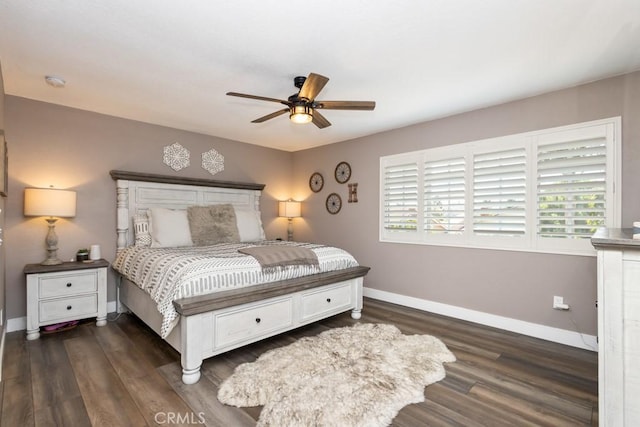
(226, 73), (375, 129)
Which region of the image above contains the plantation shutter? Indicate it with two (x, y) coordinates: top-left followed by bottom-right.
(380, 118), (618, 254)
(424, 157), (465, 234)
(383, 161), (419, 232)
(473, 148), (527, 236)
(537, 137), (607, 239)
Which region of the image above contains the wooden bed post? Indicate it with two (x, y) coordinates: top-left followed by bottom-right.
(351, 276), (364, 319)
(115, 179), (130, 253)
(180, 315), (203, 384)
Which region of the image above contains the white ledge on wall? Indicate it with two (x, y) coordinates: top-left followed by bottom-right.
(363, 287), (597, 351)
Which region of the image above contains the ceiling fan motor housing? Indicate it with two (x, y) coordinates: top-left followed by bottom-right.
(294, 75), (307, 89)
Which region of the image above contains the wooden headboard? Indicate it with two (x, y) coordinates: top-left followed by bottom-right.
(110, 170), (266, 252)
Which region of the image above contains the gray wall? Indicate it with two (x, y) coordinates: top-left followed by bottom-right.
(4, 71), (640, 337)
(292, 71), (640, 336)
(4, 97), (294, 320)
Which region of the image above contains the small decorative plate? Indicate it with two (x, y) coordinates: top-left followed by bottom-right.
(202, 148), (225, 176)
(309, 172), (324, 193)
(163, 142), (190, 171)
(335, 161), (352, 184)
(326, 193), (342, 214)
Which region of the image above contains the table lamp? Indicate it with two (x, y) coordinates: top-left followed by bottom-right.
(278, 200), (301, 241)
(24, 187), (77, 265)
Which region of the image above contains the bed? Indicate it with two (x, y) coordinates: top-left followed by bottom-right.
(110, 170), (370, 384)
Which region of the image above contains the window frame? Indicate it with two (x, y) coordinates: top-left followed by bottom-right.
(379, 117), (621, 256)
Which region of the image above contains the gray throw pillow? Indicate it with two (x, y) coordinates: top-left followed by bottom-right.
(187, 204), (240, 246)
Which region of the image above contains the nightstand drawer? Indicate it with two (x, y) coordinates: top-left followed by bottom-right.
(39, 272), (97, 299)
(39, 295), (98, 322)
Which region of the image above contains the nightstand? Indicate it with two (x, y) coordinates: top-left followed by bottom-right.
(24, 259), (109, 340)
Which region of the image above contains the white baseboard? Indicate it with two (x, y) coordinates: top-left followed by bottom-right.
(364, 287), (598, 352)
(7, 300), (119, 333)
(7, 316), (25, 333)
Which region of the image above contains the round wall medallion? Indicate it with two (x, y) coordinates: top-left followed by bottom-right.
(334, 161), (352, 184)
(309, 172), (324, 193)
(326, 193), (342, 214)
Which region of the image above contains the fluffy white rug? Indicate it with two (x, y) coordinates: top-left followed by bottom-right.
(218, 323), (456, 427)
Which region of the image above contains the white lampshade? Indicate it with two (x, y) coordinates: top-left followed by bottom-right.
(24, 188), (77, 218)
(278, 200), (301, 218)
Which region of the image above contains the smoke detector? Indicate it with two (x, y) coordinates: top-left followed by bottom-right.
(44, 75), (66, 88)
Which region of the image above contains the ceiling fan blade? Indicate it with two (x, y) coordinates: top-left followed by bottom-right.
(298, 73), (329, 101)
(315, 100), (376, 110)
(251, 108), (290, 123)
(227, 92), (290, 106)
(312, 110), (331, 129)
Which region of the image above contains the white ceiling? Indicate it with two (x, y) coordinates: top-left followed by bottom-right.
(1, 1), (640, 152)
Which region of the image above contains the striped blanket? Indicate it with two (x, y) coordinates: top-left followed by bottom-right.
(112, 241), (359, 338)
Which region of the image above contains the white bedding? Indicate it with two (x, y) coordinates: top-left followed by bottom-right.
(113, 241), (359, 338)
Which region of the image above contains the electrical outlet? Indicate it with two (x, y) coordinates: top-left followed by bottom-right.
(553, 296), (570, 310)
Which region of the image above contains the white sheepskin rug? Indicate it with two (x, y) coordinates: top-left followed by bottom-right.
(217, 323), (456, 427)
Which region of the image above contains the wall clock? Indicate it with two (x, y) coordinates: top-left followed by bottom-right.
(309, 172), (324, 193)
(326, 193), (342, 214)
(334, 161), (352, 184)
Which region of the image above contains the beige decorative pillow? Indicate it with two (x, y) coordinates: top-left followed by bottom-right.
(187, 204), (240, 246)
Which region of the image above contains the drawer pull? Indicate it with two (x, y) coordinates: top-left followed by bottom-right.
(255, 317), (261, 324)
(66, 283), (72, 287)
(326, 298), (332, 303)
(66, 305), (72, 310)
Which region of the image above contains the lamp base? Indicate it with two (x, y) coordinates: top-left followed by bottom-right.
(41, 257), (63, 266)
(42, 217), (63, 265)
(287, 218), (294, 241)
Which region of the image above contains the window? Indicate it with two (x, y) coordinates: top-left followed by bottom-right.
(380, 118), (620, 255)
(473, 147), (527, 237)
(424, 156), (465, 235)
(382, 158), (419, 233)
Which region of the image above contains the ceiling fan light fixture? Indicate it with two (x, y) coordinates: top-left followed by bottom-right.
(290, 105), (313, 124)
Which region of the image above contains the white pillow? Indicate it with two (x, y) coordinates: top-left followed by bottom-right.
(234, 208), (266, 242)
(149, 207), (194, 248)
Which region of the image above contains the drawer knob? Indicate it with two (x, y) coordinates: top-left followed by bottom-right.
(326, 298), (332, 303)
(255, 318), (261, 324)
(66, 305), (72, 310)
(66, 283), (72, 287)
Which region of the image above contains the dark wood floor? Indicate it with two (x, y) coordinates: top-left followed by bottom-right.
(1, 298), (598, 426)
